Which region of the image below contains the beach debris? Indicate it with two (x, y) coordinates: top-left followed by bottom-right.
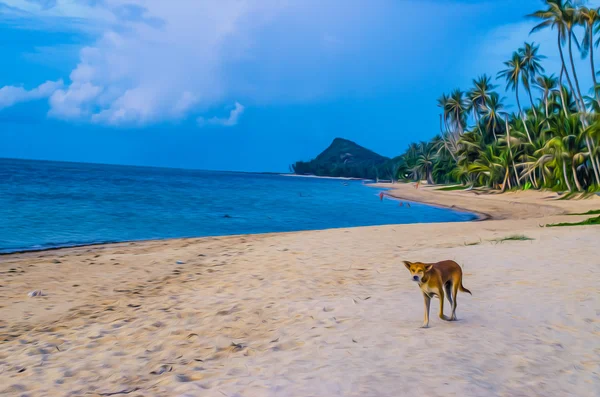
(150, 365), (172, 375)
(27, 290), (44, 298)
(52, 259), (61, 264)
(175, 374), (193, 382)
(231, 342), (245, 351)
(127, 304), (141, 308)
(323, 306), (334, 312)
(97, 387), (141, 396)
(176, 260), (184, 264)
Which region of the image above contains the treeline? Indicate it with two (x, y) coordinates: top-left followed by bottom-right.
(394, 1), (600, 193)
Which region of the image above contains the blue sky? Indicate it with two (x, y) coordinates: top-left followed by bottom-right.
(1, 0), (600, 172)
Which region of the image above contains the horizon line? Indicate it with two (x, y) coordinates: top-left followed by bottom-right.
(0, 156), (291, 176)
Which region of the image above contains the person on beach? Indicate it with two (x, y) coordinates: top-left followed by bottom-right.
(379, 192), (384, 201)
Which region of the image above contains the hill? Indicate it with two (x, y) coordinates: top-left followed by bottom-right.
(291, 138), (398, 180)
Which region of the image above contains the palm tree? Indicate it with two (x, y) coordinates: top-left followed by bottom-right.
(580, 6), (600, 105)
(468, 75), (496, 129)
(413, 141), (437, 184)
(437, 93), (451, 134)
(545, 114), (588, 191)
(563, 2), (586, 111)
(529, 0), (583, 112)
(498, 52), (534, 143)
(535, 74), (558, 119)
(480, 92), (506, 142)
(498, 52), (526, 116)
(446, 89), (468, 136)
(519, 42), (546, 117)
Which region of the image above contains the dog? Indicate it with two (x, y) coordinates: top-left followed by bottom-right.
(403, 260), (471, 328)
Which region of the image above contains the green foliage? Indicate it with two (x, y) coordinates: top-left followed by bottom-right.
(492, 234), (535, 242)
(546, 215), (600, 227)
(292, 2), (600, 192)
(437, 185), (467, 191)
(291, 138), (394, 180)
(567, 209), (600, 215)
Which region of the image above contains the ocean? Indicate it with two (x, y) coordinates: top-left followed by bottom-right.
(0, 158), (476, 254)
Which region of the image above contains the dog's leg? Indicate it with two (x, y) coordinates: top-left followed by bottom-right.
(444, 282), (453, 306)
(450, 282), (459, 321)
(421, 293), (431, 328)
(438, 289), (450, 321)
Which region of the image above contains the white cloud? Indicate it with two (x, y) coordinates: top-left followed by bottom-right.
(0, 80), (64, 109)
(197, 102), (245, 127)
(1, 0), (281, 125)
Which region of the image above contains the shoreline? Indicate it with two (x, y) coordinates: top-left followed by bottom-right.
(280, 173), (370, 181)
(2, 184), (600, 396)
(0, 184), (479, 257)
(1, 182), (598, 257)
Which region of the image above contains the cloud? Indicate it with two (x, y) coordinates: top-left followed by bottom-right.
(0, 0), (282, 125)
(0, 80), (63, 110)
(2, 0), (493, 127)
(197, 102), (245, 127)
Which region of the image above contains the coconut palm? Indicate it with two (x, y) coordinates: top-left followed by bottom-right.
(413, 141), (437, 184)
(480, 92), (506, 142)
(544, 114), (588, 191)
(580, 6), (600, 104)
(519, 42), (546, 116)
(529, 0), (583, 112)
(535, 74), (558, 119)
(498, 52), (526, 116)
(446, 89), (468, 135)
(468, 75), (496, 126)
(498, 52), (534, 143)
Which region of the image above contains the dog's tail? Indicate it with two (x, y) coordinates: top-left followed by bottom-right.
(459, 280), (472, 295)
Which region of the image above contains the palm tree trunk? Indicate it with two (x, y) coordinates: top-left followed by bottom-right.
(515, 84), (523, 116)
(521, 116), (533, 144)
(505, 116), (521, 187)
(562, 160), (573, 192)
(559, 67), (569, 116)
(541, 167), (547, 187)
(589, 26), (600, 106)
(515, 84), (533, 144)
(473, 109), (484, 137)
(501, 167), (510, 192)
(567, 28), (586, 112)
(572, 161), (583, 192)
(558, 33), (579, 113)
(526, 85), (538, 117)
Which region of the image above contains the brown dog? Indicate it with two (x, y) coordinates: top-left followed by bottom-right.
(403, 260), (471, 328)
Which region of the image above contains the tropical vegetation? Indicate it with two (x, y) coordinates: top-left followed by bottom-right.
(390, 0), (600, 193)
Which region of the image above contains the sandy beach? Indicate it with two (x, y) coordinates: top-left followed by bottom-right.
(1, 184), (599, 396)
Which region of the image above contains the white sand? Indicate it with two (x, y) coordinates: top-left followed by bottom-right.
(1, 186), (599, 396)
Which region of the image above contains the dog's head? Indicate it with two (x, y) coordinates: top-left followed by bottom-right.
(403, 261), (432, 283)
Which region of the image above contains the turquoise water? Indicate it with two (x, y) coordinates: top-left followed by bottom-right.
(0, 158), (476, 254)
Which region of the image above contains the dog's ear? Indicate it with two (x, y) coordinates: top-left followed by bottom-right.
(403, 261), (412, 269)
(425, 264), (433, 272)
